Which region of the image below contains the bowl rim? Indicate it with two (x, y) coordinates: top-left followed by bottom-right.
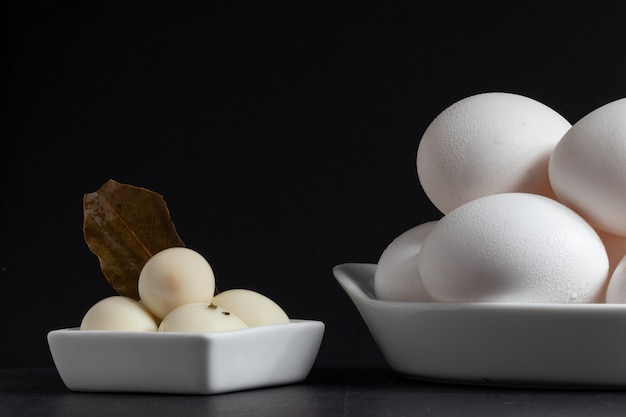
(48, 318), (324, 338)
(334, 262), (626, 312)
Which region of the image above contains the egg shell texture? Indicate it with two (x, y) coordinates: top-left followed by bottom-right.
(374, 221), (438, 302)
(418, 193), (609, 303)
(549, 98), (626, 236)
(597, 230), (626, 279)
(417, 92), (571, 214)
(606, 255), (626, 303)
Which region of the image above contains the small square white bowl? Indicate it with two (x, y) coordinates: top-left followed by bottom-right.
(48, 319), (324, 394)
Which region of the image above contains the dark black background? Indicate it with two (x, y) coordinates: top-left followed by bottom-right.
(1, 1), (625, 370)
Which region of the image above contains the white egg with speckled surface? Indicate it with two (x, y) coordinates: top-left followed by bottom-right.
(606, 255), (626, 303)
(597, 230), (626, 281)
(549, 98), (626, 236)
(374, 221), (437, 301)
(418, 193), (609, 303)
(417, 92), (571, 214)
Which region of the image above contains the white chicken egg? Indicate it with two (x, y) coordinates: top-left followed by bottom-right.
(417, 92), (571, 214)
(549, 98), (626, 236)
(606, 255), (626, 303)
(597, 230), (626, 280)
(418, 193), (609, 303)
(374, 221), (437, 301)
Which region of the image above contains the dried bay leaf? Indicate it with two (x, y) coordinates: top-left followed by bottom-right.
(83, 179), (185, 299)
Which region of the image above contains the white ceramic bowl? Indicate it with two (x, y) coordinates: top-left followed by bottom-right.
(334, 263), (626, 388)
(48, 319), (324, 394)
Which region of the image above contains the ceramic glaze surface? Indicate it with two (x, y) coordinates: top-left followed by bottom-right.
(48, 320), (325, 394)
(334, 263), (626, 387)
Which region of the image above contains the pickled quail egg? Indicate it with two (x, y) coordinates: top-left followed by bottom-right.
(80, 296), (158, 331)
(212, 289), (289, 327)
(138, 247), (215, 319)
(158, 303), (248, 332)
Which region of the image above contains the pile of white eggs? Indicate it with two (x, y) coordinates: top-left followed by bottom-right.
(80, 247), (290, 332)
(375, 92), (626, 304)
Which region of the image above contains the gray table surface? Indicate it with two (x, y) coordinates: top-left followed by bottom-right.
(2, 368), (626, 417)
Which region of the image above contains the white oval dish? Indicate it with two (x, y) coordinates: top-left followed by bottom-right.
(48, 319), (324, 395)
(334, 263), (626, 388)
